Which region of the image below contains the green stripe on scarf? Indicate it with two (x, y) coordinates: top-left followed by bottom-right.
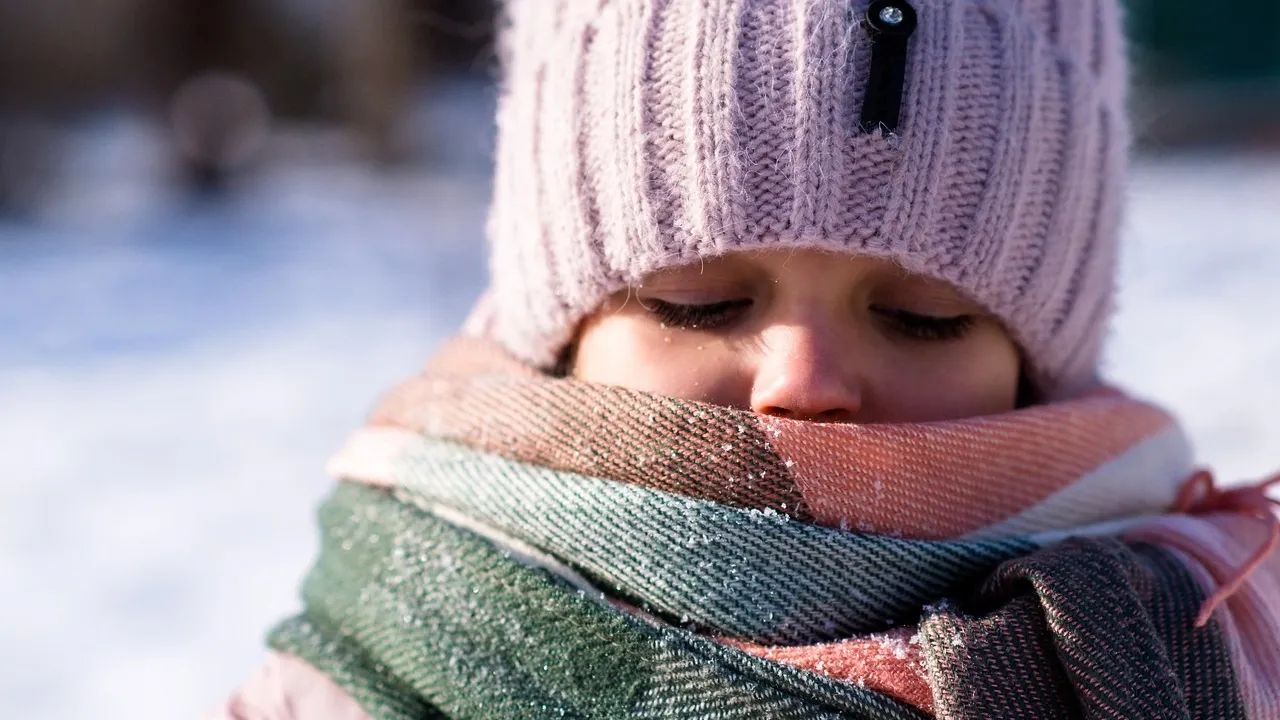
(391, 437), (1037, 644)
(270, 482), (931, 720)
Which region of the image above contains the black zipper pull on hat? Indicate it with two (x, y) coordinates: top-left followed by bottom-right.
(859, 0), (918, 134)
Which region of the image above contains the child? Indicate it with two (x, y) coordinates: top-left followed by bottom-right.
(212, 0), (1280, 717)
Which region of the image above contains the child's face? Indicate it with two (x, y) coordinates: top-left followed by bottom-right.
(572, 249), (1021, 423)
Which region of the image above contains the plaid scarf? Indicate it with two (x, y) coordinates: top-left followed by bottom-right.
(268, 337), (1280, 719)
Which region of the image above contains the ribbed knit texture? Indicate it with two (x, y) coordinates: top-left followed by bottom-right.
(486, 0), (1130, 399)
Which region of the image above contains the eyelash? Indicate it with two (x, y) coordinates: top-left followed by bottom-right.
(871, 307), (976, 341)
(643, 300), (975, 341)
(644, 299), (752, 330)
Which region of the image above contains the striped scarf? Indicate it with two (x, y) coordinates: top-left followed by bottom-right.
(269, 337), (1280, 719)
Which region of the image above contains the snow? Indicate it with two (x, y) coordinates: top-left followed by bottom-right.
(1, 80), (1278, 719)
(1110, 155), (1280, 483)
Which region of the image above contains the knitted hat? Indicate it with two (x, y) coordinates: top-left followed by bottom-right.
(485, 0), (1130, 400)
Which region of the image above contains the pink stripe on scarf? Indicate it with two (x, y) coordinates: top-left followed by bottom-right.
(762, 393), (1179, 539)
(1129, 513), (1280, 719)
(723, 630), (935, 714)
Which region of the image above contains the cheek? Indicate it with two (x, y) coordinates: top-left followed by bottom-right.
(874, 333), (1021, 421)
(573, 316), (750, 405)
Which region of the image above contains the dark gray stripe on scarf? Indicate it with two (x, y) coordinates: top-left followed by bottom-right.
(920, 539), (1247, 719)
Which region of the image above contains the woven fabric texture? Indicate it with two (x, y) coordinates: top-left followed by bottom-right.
(271, 451), (1243, 718)
(271, 482), (931, 720)
(246, 337), (1280, 718)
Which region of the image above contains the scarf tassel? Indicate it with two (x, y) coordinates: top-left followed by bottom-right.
(1174, 469), (1280, 628)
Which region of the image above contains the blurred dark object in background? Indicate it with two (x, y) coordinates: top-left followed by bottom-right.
(142, 0), (285, 194)
(0, 116), (60, 218)
(0, 0), (140, 215)
(414, 0), (499, 71)
(0, 0), (496, 211)
(334, 0), (417, 166)
(167, 73), (271, 194)
(142, 0), (497, 191)
(1127, 0), (1280, 149)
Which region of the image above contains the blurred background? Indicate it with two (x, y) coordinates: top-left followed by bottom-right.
(1, 2), (1278, 718)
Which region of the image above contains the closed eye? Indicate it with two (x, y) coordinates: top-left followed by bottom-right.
(871, 306), (976, 341)
(642, 299), (753, 330)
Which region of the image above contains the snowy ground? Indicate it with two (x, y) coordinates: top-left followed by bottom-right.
(2, 79), (1279, 719)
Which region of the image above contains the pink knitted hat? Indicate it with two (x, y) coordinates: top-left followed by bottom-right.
(485, 0), (1130, 400)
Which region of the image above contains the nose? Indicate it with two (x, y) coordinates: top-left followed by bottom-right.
(749, 323), (863, 423)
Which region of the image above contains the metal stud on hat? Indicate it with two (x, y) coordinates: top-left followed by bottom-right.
(878, 4), (906, 25)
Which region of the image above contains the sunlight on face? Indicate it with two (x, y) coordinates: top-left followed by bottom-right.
(571, 250), (1022, 424)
